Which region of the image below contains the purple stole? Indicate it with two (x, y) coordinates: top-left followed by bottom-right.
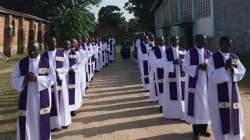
(140, 42), (149, 84)
(109, 40), (113, 55)
(166, 47), (185, 100)
(187, 47), (211, 117)
(213, 52), (240, 135)
(86, 43), (92, 75)
(42, 50), (64, 116)
(102, 42), (105, 63)
(19, 56), (51, 140)
(153, 46), (164, 94)
(67, 49), (76, 105)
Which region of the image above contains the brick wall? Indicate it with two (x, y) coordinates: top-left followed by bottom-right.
(0, 13), (48, 57)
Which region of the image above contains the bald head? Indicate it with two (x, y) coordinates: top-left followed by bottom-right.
(156, 36), (165, 46)
(28, 40), (40, 58)
(196, 34), (207, 48)
(149, 34), (155, 42)
(170, 36), (179, 47)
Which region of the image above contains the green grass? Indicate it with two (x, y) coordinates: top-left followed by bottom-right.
(0, 73), (18, 139)
(0, 53), (27, 71)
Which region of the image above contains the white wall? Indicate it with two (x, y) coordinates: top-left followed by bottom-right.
(195, 17), (214, 36)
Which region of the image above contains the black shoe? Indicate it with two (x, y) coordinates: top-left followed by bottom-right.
(51, 128), (61, 132)
(145, 90), (149, 92)
(62, 126), (68, 129)
(159, 106), (162, 113)
(193, 134), (200, 140)
(71, 111), (76, 116)
(86, 87), (89, 89)
(201, 131), (211, 137)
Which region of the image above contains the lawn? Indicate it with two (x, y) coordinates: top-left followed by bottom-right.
(0, 46), (249, 139)
(0, 53), (27, 71)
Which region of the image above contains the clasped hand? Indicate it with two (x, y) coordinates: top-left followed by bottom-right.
(173, 59), (183, 65)
(25, 72), (37, 81)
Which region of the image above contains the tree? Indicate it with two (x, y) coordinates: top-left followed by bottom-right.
(98, 5), (126, 27)
(50, 0), (97, 40)
(127, 18), (140, 33)
(124, 0), (155, 33)
(0, 0), (102, 19)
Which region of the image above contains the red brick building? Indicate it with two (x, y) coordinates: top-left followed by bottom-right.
(0, 7), (50, 57)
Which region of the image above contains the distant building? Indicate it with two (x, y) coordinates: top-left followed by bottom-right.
(151, 0), (250, 55)
(97, 24), (133, 44)
(0, 7), (50, 57)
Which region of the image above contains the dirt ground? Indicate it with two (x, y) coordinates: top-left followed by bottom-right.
(51, 57), (250, 140)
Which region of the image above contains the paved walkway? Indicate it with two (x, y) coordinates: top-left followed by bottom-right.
(51, 56), (249, 140)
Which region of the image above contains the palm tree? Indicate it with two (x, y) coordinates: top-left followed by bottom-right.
(49, 0), (97, 40)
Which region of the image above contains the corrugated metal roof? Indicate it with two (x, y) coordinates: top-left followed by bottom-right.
(0, 7), (50, 23)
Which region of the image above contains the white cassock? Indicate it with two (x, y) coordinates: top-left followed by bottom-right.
(138, 42), (150, 90)
(91, 43), (96, 76)
(82, 44), (91, 87)
(46, 50), (71, 129)
(136, 39), (141, 68)
(12, 55), (56, 140)
(158, 46), (185, 119)
(207, 51), (245, 140)
(103, 42), (109, 64)
(101, 42), (106, 67)
(153, 45), (166, 106)
(88, 44), (95, 79)
(182, 47), (211, 124)
(132, 40), (138, 63)
(112, 38), (116, 61)
(148, 46), (158, 101)
(95, 43), (101, 71)
(108, 38), (116, 61)
(64, 49), (83, 111)
(99, 43), (104, 69)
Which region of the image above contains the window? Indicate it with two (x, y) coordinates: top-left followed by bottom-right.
(171, 0), (179, 24)
(182, 0), (193, 22)
(196, 0), (210, 19)
(164, 0), (170, 25)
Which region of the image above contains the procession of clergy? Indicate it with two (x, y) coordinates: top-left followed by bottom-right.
(11, 35), (116, 140)
(133, 33), (246, 140)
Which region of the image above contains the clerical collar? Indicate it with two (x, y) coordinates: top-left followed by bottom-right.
(29, 54), (40, 61)
(48, 49), (56, 52)
(195, 45), (204, 50)
(171, 45), (179, 49)
(219, 50), (230, 56)
(159, 45), (165, 47)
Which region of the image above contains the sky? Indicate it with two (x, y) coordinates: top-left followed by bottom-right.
(90, 0), (134, 21)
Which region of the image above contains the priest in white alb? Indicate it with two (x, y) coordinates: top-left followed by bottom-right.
(42, 37), (71, 131)
(183, 34), (212, 140)
(207, 36), (246, 140)
(138, 35), (150, 91)
(148, 34), (157, 101)
(150, 36), (167, 113)
(63, 40), (82, 117)
(12, 41), (56, 140)
(158, 36), (185, 119)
